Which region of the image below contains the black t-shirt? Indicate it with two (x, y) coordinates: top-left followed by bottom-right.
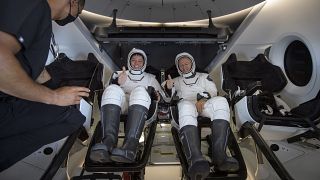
(0, 0), (52, 97)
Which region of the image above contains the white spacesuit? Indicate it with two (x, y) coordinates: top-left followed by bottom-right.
(90, 48), (162, 163)
(164, 52), (239, 178)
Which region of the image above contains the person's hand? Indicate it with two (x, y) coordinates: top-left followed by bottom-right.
(166, 74), (174, 89)
(195, 99), (207, 113)
(52, 86), (90, 106)
(155, 91), (160, 102)
(118, 66), (127, 85)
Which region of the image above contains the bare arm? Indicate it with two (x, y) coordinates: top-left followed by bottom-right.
(0, 31), (89, 106)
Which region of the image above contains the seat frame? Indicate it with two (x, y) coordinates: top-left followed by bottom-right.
(170, 104), (247, 180)
(72, 100), (158, 180)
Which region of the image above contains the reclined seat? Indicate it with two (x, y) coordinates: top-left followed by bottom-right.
(222, 53), (320, 141)
(72, 66), (159, 180)
(221, 53), (320, 180)
(166, 73), (247, 180)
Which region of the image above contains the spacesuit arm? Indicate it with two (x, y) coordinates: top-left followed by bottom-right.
(108, 72), (120, 85)
(109, 69), (129, 86)
(204, 74), (218, 97)
(152, 78), (171, 102)
(110, 77), (120, 85)
(163, 81), (172, 96)
(161, 80), (176, 99)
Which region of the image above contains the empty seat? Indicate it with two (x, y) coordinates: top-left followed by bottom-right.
(222, 53), (320, 140)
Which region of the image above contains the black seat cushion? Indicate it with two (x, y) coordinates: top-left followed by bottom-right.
(291, 90), (320, 121)
(221, 53), (320, 127)
(249, 95), (311, 128)
(222, 54), (287, 94)
(46, 53), (103, 91)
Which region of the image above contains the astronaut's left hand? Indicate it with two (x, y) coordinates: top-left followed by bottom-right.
(195, 99), (207, 113)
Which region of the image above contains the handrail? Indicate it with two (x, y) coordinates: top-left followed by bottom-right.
(242, 122), (294, 180)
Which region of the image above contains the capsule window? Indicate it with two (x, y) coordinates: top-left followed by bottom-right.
(284, 40), (312, 86)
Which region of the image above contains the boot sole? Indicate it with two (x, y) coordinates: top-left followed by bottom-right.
(90, 144), (111, 163)
(216, 158), (240, 172)
(110, 154), (133, 163)
(110, 148), (135, 163)
(90, 149), (111, 163)
(188, 160), (210, 179)
(217, 163), (239, 172)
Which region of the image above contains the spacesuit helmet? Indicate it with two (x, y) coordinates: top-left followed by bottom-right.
(175, 52), (196, 78)
(127, 48), (147, 75)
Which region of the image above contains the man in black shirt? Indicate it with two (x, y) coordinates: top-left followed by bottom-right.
(0, 0), (88, 171)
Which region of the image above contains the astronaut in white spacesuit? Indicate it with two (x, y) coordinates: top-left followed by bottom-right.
(163, 52), (239, 178)
(90, 48), (162, 163)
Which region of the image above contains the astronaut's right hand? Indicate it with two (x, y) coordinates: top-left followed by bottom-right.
(165, 74), (174, 89)
(195, 99), (207, 113)
(52, 86), (90, 106)
(118, 66), (128, 85)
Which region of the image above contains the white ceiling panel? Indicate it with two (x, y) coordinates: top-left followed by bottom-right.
(84, 0), (265, 22)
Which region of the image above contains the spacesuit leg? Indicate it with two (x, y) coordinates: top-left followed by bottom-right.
(202, 97), (239, 172)
(111, 86), (151, 163)
(177, 100), (198, 128)
(90, 84), (125, 163)
(178, 101), (209, 179)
